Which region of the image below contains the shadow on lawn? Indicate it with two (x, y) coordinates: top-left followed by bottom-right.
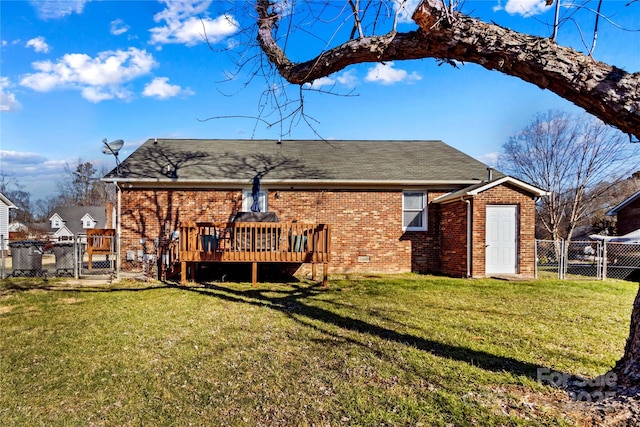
(0, 278), (171, 294)
(180, 282), (544, 380)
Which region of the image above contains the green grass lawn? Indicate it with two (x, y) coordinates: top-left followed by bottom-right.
(0, 275), (635, 426)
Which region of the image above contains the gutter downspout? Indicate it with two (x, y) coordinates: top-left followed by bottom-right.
(464, 197), (472, 278)
(116, 182), (122, 280)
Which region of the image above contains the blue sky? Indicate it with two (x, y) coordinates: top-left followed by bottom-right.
(1, 0), (639, 202)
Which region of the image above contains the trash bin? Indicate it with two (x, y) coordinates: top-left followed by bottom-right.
(53, 241), (75, 276)
(9, 241), (45, 276)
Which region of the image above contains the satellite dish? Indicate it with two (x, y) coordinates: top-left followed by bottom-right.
(102, 138), (125, 175)
(102, 139), (124, 155)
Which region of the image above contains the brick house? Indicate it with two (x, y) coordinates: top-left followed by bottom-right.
(103, 139), (546, 281)
(605, 190), (640, 236)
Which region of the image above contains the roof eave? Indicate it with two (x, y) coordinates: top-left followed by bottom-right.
(433, 176), (549, 204)
(606, 189), (640, 216)
(0, 192), (17, 208)
(102, 177), (485, 189)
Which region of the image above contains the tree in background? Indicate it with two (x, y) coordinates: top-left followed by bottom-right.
(499, 110), (638, 242)
(58, 160), (114, 207)
(0, 173), (32, 223)
(32, 196), (59, 223)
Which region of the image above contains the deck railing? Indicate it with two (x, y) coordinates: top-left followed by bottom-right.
(86, 228), (115, 271)
(170, 221), (331, 285)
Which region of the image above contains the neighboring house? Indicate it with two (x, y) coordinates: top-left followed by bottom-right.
(605, 190), (640, 236)
(45, 205), (113, 242)
(8, 221), (40, 241)
(103, 139), (547, 279)
(0, 193), (17, 251)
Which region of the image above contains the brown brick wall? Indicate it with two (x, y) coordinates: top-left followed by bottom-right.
(616, 199), (640, 235)
(440, 200), (469, 277)
(471, 184), (537, 277)
(119, 188), (444, 275)
(118, 183), (537, 277)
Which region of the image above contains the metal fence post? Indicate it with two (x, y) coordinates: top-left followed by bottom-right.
(597, 241), (602, 280)
(558, 239), (568, 279)
(74, 236), (79, 279)
(534, 239), (538, 279)
(602, 240), (608, 281)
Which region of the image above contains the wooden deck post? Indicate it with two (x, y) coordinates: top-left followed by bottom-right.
(312, 263), (317, 281)
(322, 263), (328, 288)
(181, 261), (187, 285)
(252, 262), (258, 287)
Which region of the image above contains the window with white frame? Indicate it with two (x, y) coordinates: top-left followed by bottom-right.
(403, 191), (427, 231)
(242, 189), (268, 212)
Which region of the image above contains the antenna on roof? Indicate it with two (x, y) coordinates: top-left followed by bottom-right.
(102, 138), (124, 175)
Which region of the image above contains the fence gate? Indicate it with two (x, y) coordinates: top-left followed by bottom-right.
(81, 229), (116, 277)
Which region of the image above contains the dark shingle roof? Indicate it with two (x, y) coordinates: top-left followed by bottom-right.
(49, 206), (107, 235)
(104, 139), (500, 185)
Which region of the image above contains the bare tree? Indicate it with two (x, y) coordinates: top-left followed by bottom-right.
(32, 196), (59, 223)
(248, 0), (640, 390)
(0, 173), (32, 223)
(58, 160), (114, 207)
(499, 110), (637, 242)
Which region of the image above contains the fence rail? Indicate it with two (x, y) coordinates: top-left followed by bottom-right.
(536, 239), (640, 281)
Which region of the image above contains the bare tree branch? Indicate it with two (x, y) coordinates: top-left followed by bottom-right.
(255, 0), (640, 140)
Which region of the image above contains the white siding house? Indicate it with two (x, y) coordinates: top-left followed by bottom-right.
(0, 193), (17, 251)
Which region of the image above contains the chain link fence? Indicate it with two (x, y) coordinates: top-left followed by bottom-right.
(5, 234), (638, 282)
(536, 239), (640, 281)
(0, 232), (158, 280)
(119, 238), (158, 280)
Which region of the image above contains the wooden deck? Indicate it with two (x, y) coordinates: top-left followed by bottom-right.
(161, 221), (331, 286)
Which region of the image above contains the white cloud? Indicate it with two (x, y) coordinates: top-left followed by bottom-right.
(26, 36), (50, 53)
(143, 77), (193, 99)
(304, 70), (359, 90)
(365, 62), (422, 85)
(0, 77), (22, 112)
(19, 47), (157, 102)
(3, 39), (22, 47)
(336, 70), (358, 88)
(476, 152), (501, 167)
(394, 0), (421, 24)
(150, 1), (239, 46)
(29, 0), (91, 19)
(502, 0), (550, 16)
(306, 77), (335, 90)
(0, 150), (48, 165)
(110, 18), (130, 36)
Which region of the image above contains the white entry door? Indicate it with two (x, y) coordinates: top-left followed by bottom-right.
(485, 205), (517, 274)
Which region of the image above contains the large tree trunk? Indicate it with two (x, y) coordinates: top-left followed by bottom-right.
(615, 286), (640, 389)
(256, 0), (640, 140)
